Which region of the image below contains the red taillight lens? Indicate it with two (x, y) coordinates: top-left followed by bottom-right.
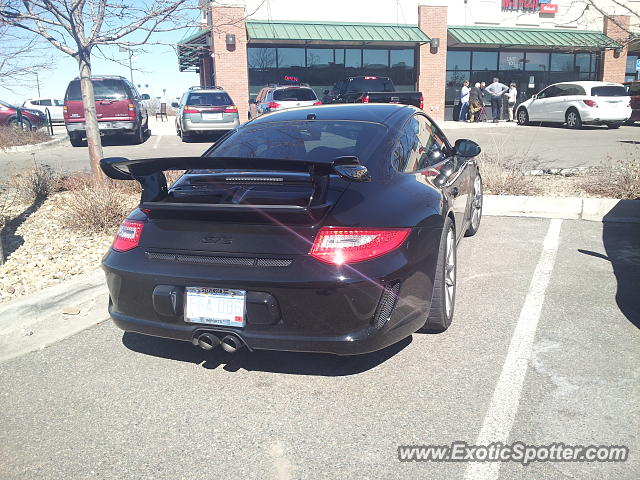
(224, 105), (238, 113)
(361, 95), (370, 103)
(63, 105), (69, 119)
(268, 101), (281, 109)
(309, 227), (411, 265)
(112, 220), (144, 252)
(419, 95), (424, 110)
(583, 99), (598, 107)
(313, 101), (322, 105)
(184, 106), (199, 114)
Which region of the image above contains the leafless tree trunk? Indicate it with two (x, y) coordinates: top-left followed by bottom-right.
(77, 50), (103, 178)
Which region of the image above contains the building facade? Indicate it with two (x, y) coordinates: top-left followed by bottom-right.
(178, 0), (638, 121)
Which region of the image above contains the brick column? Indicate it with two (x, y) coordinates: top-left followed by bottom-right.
(418, 4), (448, 122)
(601, 15), (630, 83)
(211, 5), (249, 121)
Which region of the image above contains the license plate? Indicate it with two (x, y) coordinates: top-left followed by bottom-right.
(184, 287), (245, 327)
(202, 113), (223, 120)
(98, 122), (112, 129)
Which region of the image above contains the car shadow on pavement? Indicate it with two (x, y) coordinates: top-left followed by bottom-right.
(578, 215), (640, 330)
(0, 197), (45, 259)
(121, 332), (411, 376)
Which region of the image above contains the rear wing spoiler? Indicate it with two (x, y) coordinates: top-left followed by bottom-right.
(99, 156), (370, 210)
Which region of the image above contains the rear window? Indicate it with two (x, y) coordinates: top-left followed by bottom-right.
(186, 92), (232, 106)
(591, 86), (627, 97)
(65, 79), (129, 101)
(347, 78), (394, 93)
(208, 120), (387, 165)
(628, 83), (640, 96)
(272, 88), (317, 101)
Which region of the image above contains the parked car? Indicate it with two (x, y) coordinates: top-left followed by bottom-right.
(321, 76), (423, 109)
(0, 100), (46, 130)
(623, 80), (640, 124)
(22, 98), (65, 122)
(249, 83), (321, 119)
(172, 86), (240, 142)
(99, 104), (483, 355)
(63, 76), (150, 147)
(516, 81), (631, 129)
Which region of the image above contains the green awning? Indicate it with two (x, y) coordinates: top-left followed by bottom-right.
(177, 28), (209, 72)
(246, 20), (430, 44)
(448, 25), (621, 49)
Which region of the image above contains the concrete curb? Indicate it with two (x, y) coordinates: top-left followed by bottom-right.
(2, 134), (69, 154)
(0, 269), (109, 362)
(484, 195), (640, 223)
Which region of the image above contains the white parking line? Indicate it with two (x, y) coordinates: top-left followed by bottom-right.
(152, 134), (163, 149)
(464, 218), (563, 480)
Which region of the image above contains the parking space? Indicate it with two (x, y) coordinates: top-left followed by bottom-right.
(1, 216), (637, 479)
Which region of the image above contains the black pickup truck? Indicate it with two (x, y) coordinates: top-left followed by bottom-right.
(321, 76), (423, 109)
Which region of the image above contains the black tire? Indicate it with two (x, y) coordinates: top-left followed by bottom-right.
(9, 117), (32, 130)
(607, 123), (622, 129)
(516, 108), (529, 126)
(418, 216), (456, 333)
(465, 173), (483, 237)
(565, 109), (582, 129)
(69, 134), (86, 147)
(131, 121), (145, 144)
(181, 131), (191, 143)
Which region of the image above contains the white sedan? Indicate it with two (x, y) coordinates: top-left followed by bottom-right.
(22, 98), (65, 122)
(516, 81), (631, 129)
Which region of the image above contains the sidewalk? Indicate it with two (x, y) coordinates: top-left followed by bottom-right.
(441, 120), (519, 129)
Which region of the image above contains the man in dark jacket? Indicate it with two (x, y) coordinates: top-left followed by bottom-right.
(469, 82), (482, 122)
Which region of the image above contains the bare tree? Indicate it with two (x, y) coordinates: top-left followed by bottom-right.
(566, 0), (639, 45)
(0, 24), (50, 91)
(0, 0), (198, 178)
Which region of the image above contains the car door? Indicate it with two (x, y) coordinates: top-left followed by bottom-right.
(528, 85), (559, 121)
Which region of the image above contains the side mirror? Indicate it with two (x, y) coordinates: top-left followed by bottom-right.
(454, 139), (481, 158)
(323, 90), (330, 95)
(171, 102), (179, 108)
(140, 94), (151, 100)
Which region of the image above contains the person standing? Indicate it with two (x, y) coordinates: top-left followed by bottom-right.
(469, 82), (482, 122)
(507, 83), (518, 122)
(485, 77), (509, 123)
(459, 80), (470, 122)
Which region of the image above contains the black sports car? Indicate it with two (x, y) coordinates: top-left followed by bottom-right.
(101, 104), (483, 355)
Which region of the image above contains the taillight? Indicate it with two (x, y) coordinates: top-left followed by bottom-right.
(313, 101), (322, 105)
(63, 105), (69, 119)
(184, 106), (199, 114)
(128, 103), (135, 116)
(583, 99), (598, 107)
(112, 220), (144, 252)
(361, 95), (370, 103)
(419, 95), (424, 110)
(364, 76), (377, 80)
(309, 227), (411, 265)
(224, 105), (238, 113)
(268, 101), (281, 109)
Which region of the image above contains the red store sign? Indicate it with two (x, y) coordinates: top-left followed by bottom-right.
(540, 4), (558, 14)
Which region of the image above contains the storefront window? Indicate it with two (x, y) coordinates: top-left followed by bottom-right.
(550, 53), (573, 71)
(446, 70), (469, 105)
(363, 49), (388, 68)
(248, 47), (276, 69)
(472, 51), (497, 71)
(525, 52), (549, 71)
(307, 49), (333, 68)
(447, 51), (470, 71)
(390, 49), (415, 89)
(345, 49), (361, 68)
(248, 47), (278, 97)
(626, 54), (639, 81)
(278, 48), (305, 68)
(575, 53), (591, 73)
(499, 51), (524, 70)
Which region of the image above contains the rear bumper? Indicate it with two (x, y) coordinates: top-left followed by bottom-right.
(66, 120), (137, 136)
(181, 117), (239, 133)
(579, 108), (631, 124)
(102, 228), (440, 355)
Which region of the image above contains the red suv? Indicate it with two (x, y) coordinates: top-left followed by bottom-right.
(63, 76), (150, 147)
(624, 81), (640, 124)
(0, 100), (47, 130)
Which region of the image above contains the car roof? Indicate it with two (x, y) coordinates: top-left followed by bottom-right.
(549, 81), (625, 87)
(271, 85), (314, 90)
(247, 103), (417, 128)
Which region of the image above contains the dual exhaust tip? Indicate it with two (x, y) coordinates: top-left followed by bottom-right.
(196, 332), (243, 353)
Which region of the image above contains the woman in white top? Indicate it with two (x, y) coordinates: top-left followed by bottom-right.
(507, 83), (517, 122)
(459, 80), (470, 121)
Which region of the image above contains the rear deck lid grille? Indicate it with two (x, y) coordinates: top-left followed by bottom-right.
(145, 251), (292, 267)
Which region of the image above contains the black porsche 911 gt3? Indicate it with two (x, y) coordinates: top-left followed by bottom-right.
(101, 104), (483, 355)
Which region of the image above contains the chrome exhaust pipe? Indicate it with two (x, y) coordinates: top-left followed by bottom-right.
(220, 335), (242, 353)
(197, 333), (220, 351)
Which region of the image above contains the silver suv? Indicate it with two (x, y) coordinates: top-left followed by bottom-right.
(249, 84), (320, 120)
(173, 86), (239, 142)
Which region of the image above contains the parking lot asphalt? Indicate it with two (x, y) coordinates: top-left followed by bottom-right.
(1, 216), (638, 480)
(1, 121), (638, 178)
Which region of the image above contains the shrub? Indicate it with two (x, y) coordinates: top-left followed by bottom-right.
(478, 154), (541, 196)
(580, 150), (640, 200)
(11, 162), (61, 203)
(0, 127), (50, 149)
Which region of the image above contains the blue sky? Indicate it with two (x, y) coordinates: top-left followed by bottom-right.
(0, 28), (199, 105)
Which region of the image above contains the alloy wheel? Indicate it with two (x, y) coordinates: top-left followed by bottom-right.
(567, 111), (577, 128)
(471, 175), (483, 230)
(444, 228), (456, 319)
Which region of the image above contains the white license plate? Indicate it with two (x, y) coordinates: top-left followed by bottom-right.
(98, 122), (112, 129)
(202, 113), (223, 120)
(185, 287), (245, 327)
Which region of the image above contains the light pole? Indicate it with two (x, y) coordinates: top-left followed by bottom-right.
(119, 46), (134, 83)
(35, 71), (41, 97)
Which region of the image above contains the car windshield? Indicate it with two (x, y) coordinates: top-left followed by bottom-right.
(65, 79), (129, 101)
(273, 88), (317, 101)
(347, 78), (394, 92)
(186, 92), (232, 106)
(591, 86), (627, 97)
(207, 120), (387, 165)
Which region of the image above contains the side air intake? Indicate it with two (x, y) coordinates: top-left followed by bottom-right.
(372, 282), (401, 329)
